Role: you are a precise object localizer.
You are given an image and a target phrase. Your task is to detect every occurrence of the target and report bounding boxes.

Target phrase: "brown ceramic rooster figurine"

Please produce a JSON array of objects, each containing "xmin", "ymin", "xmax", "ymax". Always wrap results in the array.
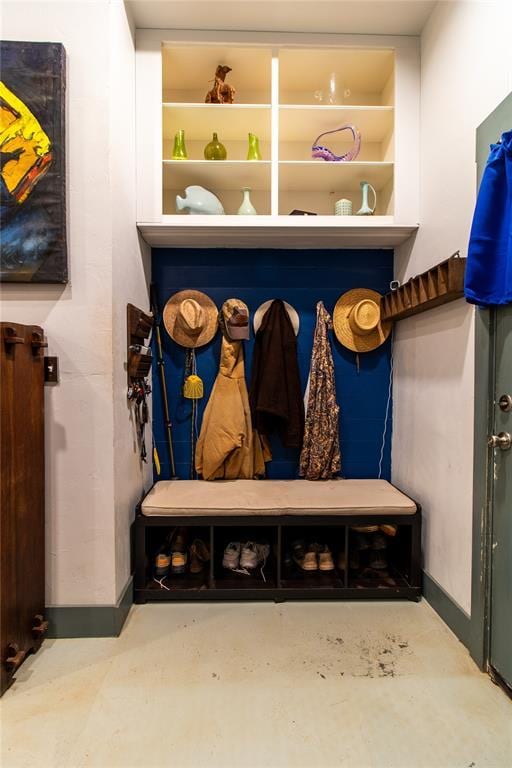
[{"xmin": 205, "ymin": 65, "xmax": 235, "ymax": 104}]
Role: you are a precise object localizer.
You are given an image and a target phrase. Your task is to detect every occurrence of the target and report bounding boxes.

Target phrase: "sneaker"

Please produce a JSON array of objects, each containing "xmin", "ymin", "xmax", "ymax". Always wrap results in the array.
[
  {"xmin": 240, "ymin": 541, "xmax": 270, "ymax": 570},
  {"xmin": 171, "ymin": 550, "xmax": 187, "ymax": 574},
  {"xmin": 189, "ymin": 539, "xmax": 210, "ymax": 574},
  {"xmin": 318, "ymin": 545, "xmax": 335, "ymax": 572},
  {"xmin": 154, "ymin": 552, "xmax": 171, "ymax": 579},
  {"xmin": 292, "ymin": 540, "xmax": 317, "ymax": 571},
  {"xmin": 223, "ymin": 542, "xmax": 241, "ymax": 570}
]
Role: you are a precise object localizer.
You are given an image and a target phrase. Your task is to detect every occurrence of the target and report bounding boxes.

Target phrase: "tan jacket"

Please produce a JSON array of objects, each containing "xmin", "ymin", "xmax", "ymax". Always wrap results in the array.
[{"xmin": 195, "ymin": 337, "xmax": 270, "ymax": 480}]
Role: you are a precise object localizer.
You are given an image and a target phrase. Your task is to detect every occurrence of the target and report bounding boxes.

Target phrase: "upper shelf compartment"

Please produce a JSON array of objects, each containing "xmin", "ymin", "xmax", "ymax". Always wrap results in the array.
[
  {"xmin": 162, "ymin": 45, "xmax": 272, "ymax": 104},
  {"xmin": 279, "ymin": 48, "xmax": 394, "ymax": 107}
]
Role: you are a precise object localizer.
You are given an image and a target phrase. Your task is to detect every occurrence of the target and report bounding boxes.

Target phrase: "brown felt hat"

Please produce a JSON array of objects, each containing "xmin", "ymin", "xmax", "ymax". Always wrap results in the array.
[
  {"xmin": 220, "ymin": 298, "xmax": 250, "ymax": 341},
  {"xmin": 163, "ymin": 290, "xmax": 218, "ymax": 348},
  {"xmin": 333, "ymin": 288, "xmax": 391, "ymax": 353}
]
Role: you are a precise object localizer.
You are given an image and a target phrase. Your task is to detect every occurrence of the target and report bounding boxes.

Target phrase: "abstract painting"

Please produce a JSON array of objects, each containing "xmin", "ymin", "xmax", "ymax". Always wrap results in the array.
[{"xmin": 0, "ymin": 41, "xmax": 67, "ymax": 283}]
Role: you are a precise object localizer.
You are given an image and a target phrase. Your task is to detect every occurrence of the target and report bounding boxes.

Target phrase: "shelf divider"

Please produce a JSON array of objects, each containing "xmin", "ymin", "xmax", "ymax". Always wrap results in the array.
[{"xmin": 271, "ymin": 51, "xmax": 279, "ymax": 216}]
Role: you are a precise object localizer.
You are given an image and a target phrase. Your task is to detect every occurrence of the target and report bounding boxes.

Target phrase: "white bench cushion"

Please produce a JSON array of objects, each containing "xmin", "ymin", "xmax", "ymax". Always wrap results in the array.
[{"xmin": 141, "ymin": 479, "xmax": 417, "ymax": 517}]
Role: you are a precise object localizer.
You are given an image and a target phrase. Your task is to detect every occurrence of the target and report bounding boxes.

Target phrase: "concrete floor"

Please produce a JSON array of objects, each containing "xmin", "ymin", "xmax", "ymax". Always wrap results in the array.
[{"xmin": 1, "ymin": 601, "xmax": 511, "ymax": 768}]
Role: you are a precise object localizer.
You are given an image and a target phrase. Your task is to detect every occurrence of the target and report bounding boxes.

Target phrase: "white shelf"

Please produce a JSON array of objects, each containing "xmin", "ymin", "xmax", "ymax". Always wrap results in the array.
[
  {"xmin": 279, "ymin": 161, "xmax": 393, "ymax": 193},
  {"xmin": 279, "ymin": 105, "xmax": 394, "ymax": 144},
  {"xmin": 138, "ymin": 217, "xmax": 418, "ymax": 249},
  {"xmin": 136, "ymin": 32, "xmax": 420, "ymax": 235},
  {"xmin": 162, "ymin": 45, "xmax": 272, "ymax": 104},
  {"xmin": 163, "ymin": 160, "xmax": 271, "ymax": 191},
  {"xmin": 279, "ymin": 48, "xmax": 394, "ymax": 106},
  {"xmin": 162, "ymin": 103, "xmax": 271, "ymax": 145}
]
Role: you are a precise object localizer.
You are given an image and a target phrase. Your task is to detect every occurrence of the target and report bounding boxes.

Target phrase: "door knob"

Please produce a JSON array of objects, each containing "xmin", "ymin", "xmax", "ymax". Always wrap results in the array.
[{"xmin": 488, "ymin": 432, "xmax": 512, "ymax": 450}]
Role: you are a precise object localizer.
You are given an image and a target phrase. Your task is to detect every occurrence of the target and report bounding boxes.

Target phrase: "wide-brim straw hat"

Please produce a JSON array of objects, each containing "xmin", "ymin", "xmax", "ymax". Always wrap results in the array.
[
  {"xmin": 253, "ymin": 299, "xmax": 300, "ymax": 336},
  {"xmin": 333, "ymin": 288, "xmax": 391, "ymax": 353},
  {"xmin": 163, "ymin": 289, "xmax": 218, "ymax": 348}
]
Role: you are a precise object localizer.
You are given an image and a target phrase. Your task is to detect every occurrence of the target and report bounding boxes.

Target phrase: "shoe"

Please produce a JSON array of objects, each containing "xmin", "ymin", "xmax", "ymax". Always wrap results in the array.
[
  {"xmin": 172, "ymin": 527, "xmax": 188, "ymax": 553},
  {"xmin": 351, "ymin": 524, "xmax": 379, "ymax": 533},
  {"xmin": 171, "ymin": 550, "xmax": 187, "ymax": 574},
  {"xmin": 292, "ymin": 540, "xmax": 318, "ymax": 571},
  {"xmin": 223, "ymin": 542, "xmax": 241, "ymax": 570},
  {"xmin": 318, "ymin": 545, "xmax": 335, "ymax": 571},
  {"xmin": 353, "ymin": 532, "xmax": 371, "ymax": 550},
  {"xmin": 369, "ymin": 551, "xmax": 388, "ymax": 570},
  {"xmin": 154, "ymin": 551, "xmax": 171, "ymax": 579},
  {"xmin": 380, "ymin": 523, "xmax": 398, "ymax": 537},
  {"xmin": 240, "ymin": 541, "xmax": 270, "ymax": 570},
  {"xmin": 189, "ymin": 539, "xmax": 210, "ymax": 574},
  {"xmin": 371, "ymin": 533, "xmax": 388, "ymax": 550}
]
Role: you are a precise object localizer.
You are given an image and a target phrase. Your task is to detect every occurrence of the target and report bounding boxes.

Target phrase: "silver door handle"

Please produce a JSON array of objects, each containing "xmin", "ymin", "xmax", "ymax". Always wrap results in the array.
[{"xmin": 488, "ymin": 432, "xmax": 512, "ymax": 450}]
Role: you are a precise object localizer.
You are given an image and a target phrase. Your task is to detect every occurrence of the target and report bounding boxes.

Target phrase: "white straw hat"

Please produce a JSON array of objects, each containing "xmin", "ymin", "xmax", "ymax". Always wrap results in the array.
[{"xmin": 333, "ymin": 288, "xmax": 391, "ymax": 352}]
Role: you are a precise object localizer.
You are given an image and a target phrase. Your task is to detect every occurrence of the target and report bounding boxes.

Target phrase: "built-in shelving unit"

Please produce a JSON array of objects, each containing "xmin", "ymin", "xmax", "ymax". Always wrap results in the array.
[{"xmin": 136, "ymin": 31, "xmax": 420, "ymax": 246}]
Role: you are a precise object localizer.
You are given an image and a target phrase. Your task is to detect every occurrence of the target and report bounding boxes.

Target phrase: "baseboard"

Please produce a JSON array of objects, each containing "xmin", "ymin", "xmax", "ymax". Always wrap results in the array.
[
  {"xmin": 423, "ymin": 570, "xmax": 471, "ymax": 648},
  {"xmin": 46, "ymin": 576, "xmax": 133, "ymax": 638}
]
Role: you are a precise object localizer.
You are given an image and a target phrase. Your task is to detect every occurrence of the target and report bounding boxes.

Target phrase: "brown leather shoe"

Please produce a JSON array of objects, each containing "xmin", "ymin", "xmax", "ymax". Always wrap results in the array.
[
  {"xmin": 189, "ymin": 539, "xmax": 210, "ymax": 574},
  {"xmin": 318, "ymin": 545, "xmax": 335, "ymax": 571},
  {"xmin": 172, "ymin": 527, "xmax": 188, "ymax": 553}
]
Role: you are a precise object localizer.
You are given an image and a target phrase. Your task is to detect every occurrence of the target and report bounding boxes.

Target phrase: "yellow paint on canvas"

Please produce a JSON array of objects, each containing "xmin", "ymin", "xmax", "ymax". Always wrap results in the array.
[{"xmin": 0, "ymin": 81, "xmax": 52, "ymax": 202}]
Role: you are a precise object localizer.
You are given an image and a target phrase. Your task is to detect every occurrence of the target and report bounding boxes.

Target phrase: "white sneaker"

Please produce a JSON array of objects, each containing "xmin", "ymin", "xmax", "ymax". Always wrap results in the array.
[{"xmin": 222, "ymin": 542, "xmax": 241, "ymax": 570}]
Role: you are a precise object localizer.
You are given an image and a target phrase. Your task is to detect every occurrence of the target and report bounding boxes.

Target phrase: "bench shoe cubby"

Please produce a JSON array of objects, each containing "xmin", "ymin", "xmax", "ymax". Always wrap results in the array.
[{"xmin": 133, "ymin": 509, "xmax": 421, "ymax": 603}]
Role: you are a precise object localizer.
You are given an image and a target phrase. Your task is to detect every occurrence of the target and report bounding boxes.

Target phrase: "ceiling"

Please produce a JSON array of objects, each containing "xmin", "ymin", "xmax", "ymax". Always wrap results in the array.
[{"xmin": 126, "ymin": 0, "xmax": 437, "ymax": 36}]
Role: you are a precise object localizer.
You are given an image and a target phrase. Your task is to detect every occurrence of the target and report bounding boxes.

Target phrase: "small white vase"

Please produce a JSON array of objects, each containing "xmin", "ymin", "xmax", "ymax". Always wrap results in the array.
[{"xmin": 237, "ymin": 187, "xmax": 257, "ymax": 215}]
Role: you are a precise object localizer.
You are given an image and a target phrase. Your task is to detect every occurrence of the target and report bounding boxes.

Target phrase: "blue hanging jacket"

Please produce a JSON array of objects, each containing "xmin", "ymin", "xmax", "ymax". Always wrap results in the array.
[{"xmin": 465, "ymin": 129, "xmax": 512, "ymax": 306}]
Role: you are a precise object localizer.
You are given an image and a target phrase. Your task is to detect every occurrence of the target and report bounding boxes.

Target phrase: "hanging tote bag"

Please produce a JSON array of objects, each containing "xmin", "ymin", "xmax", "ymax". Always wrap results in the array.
[{"xmin": 465, "ymin": 129, "xmax": 512, "ymax": 306}]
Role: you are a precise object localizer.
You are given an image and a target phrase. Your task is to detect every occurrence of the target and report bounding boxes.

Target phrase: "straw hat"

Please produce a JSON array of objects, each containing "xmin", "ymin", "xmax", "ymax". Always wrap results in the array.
[
  {"xmin": 163, "ymin": 289, "xmax": 218, "ymax": 348},
  {"xmin": 333, "ymin": 288, "xmax": 391, "ymax": 352},
  {"xmin": 253, "ymin": 300, "xmax": 300, "ymax": 336}
]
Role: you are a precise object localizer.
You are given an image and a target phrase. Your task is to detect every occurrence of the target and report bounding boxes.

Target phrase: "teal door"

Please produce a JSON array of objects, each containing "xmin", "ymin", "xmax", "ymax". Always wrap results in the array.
[
  {"xmin": 489, "ymin": 305, "xmax": 512, "ymax": 688},
  {"xmin": 477, "ymin": 94, "xmax": 512, "ymax": 689}
]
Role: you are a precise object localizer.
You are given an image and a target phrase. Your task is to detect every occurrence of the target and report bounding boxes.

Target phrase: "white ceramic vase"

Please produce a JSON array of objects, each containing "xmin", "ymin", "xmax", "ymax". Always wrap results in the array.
[{"xmin": 237, "ymin": 187, "xmax": 257, "ymax": 215}]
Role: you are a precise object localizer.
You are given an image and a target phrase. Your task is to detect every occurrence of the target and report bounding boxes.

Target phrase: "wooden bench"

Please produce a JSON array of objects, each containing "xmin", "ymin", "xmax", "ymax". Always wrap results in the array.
[{"xmin": 133, "ymin": 479, "xmax": 421, "ymax": 602}]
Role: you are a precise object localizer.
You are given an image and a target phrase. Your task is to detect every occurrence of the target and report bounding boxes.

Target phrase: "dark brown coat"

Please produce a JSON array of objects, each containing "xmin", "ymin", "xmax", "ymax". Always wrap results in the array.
[{"xmin": 249, "ymin": 300, "xmax": 304, "ymax": 450}]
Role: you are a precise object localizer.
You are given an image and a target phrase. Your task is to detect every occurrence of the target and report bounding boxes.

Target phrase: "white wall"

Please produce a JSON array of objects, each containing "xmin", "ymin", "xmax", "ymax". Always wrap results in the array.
[
  {"xmin": 0, "ymin": 0, "xmax": 149, "ymax": 606},
  {"xmin": 392, "ymin": 0, "xmax": 512, "ymax": 614},
  {"xmin": 109, "ymin": 1, "xmax": 152, "ymax": 598}
]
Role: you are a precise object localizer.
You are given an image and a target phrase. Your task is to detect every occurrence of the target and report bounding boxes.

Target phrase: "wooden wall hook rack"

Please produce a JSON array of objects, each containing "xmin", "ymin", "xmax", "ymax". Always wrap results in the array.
[
  {"xmin": 127, "ymin": 304, "xmax": 154, "ymax": 383},
  {"xmin": 380, "ymin": 252, "xmax": 466, "ymax": 322}
]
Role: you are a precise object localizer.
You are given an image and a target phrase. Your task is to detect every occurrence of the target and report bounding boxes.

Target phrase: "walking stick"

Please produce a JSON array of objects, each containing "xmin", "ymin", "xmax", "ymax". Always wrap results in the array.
[{"xmin": 150, "ymin": 284, "xmax": 178, "ymax": 479}]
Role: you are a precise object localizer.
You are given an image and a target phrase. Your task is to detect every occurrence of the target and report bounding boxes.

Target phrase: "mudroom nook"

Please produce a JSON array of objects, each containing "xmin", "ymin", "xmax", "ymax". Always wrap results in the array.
[{"xmin": 1, "ymin": 2, "xmax": 511, "ymax": 767}]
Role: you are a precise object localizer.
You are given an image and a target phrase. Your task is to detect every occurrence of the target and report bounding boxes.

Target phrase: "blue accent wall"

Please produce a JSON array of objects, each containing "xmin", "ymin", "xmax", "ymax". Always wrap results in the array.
[{"xmin": 151, "ymin": 248, "xmax": 393, "ymax": 481}]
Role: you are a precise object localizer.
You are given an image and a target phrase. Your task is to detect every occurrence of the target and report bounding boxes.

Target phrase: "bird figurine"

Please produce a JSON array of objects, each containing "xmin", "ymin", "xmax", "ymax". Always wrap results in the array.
[{"xmin": 205, "ymin": 65, "xmax": 235, "ymax": 104}]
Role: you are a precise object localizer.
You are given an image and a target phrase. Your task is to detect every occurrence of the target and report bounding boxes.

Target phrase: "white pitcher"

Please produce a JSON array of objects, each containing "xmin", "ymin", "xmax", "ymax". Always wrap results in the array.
[{"xmin": 356, "ymin": 181, "xmax": 377, "ymax": 215}]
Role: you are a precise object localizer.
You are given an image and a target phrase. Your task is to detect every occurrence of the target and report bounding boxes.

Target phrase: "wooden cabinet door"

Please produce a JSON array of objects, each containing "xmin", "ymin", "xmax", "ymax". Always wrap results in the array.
[
  {"xmin": 0, "ymin": 324, "xmax": 46, "ymax": 696},
  {"xmin": 1, "ymin": 324, "xmax": 25, "ymax": 695},
  {"xmin": 16, "ymin": 327, "xmax": 46, "ymax": 655}
]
